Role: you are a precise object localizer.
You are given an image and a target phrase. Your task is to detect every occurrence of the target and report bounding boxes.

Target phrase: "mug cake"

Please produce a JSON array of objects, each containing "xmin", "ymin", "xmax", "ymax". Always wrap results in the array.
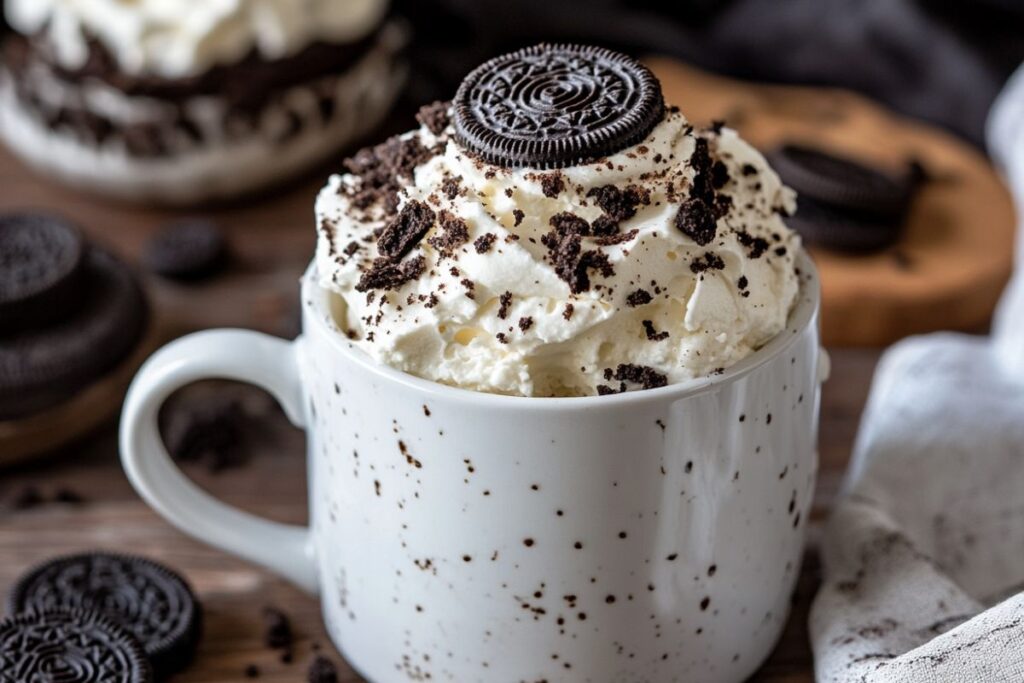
[
  {"xmin": 315, "ymin": 44, "xmax": 801, "ymax": 397},
  {"xmin": 0, "ymin": 0, "xmax": 407, "ymax": 204}
]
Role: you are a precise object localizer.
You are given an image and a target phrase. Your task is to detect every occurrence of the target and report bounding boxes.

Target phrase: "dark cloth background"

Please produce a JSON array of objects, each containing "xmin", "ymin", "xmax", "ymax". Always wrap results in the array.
[{"xmin": 396, "ymin": 0, "xmax": 1024, "ymax": 148}]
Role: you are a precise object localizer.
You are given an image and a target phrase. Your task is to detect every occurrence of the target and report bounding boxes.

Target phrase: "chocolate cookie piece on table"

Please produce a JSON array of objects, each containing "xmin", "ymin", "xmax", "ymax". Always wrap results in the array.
[
  {"xmin": 0, "ymin": 608, "xmax": 153, "ymax": 682},
  {"xmin": 8, "ymin": 552, "xmax": 201, "ymax": 680},
  {"xmin": 0, "ymin": 213, "xmax": 86, "ymax": 334},
  {"xmin": 142, "ymin": 219, "xmax": 228, "ymax": 281}
]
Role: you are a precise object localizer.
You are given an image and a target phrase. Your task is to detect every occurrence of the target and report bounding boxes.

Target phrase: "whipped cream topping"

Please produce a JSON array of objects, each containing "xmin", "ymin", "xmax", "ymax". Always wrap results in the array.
[
  {"xmin": 5, "ymin": 0, "xmax": 388, "ymax": 77},
  {"xmin": 315, "ymin": 106, "xmax": 801, "ymax": 397}
]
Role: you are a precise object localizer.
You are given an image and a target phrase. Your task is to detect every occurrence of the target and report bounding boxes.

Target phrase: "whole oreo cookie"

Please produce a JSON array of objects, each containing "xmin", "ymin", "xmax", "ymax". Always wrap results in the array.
[
  {"xmin": 787, "ymin": 195, "xmax": 902, "ymax": 252},
  {"xmin": 454, "ymin": 44, "xmax": 665, "ymax": 169},
  {"xmin": 0, "ymin": 213, "xmax": 87, "ymax": 335},
  {"xmin": 8, "ymin": 553, "xmax": 201, "ymax": 680},
  {"xmin": 0, "ymin": 608, "xmax": 153, "ymax": 683},
  {"xmin": 0, "ymin": 247, "xmax": 147, "ymax": 420},
  {"xmin": 769, "ymin": 144, "xmax": 913, "ymax": 217}
]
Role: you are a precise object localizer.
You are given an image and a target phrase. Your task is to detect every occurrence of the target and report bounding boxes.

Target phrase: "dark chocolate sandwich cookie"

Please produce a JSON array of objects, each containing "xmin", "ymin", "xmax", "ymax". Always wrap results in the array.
[
  {"xmin": 769, "ymin": 144, "xmax": 920, "ymax": 252},
  {"xmin": 143, "ymin": 219, "xmax": 228, "ymax": 281},
  {"xmin": 0, "ymin": 247, "xmax": 147, "ymax": 420},
  {"xmin": 8, "ymin": 553, "xmax": 201, "ymax": 680},
  {"xmin": 769, "ymin": 144, "xmax": 913, "ymax": 216},
  {"xmin": 0, "ymin": 608, "xmax": 153, "ymax": 682},
  {"xmin": 785, "ymin": 196, "xmax": 903, "ymax": 252},
  {"xmin": 454, "ymin": 44, "xmax": 664, "ymax": 169},
  {"xmin": 0, "ymin": 213, "xmax": 86, "ymax": 335}
]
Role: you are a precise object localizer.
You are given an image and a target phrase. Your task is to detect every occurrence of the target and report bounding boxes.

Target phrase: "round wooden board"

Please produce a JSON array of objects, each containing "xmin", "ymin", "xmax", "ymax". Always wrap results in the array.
[{"xmin": 646, "ymin": 57, "xmax": 1016, "ymax": 347}]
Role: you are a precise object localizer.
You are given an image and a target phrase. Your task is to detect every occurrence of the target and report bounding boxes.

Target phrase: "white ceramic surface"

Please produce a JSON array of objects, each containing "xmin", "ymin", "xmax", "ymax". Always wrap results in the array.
[{"xmin": 120, "ymin": 253, "xmax": 825, "ymax": 683}]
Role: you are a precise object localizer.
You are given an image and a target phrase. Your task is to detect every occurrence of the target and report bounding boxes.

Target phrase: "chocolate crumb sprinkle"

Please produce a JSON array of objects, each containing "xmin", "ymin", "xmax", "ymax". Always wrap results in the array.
[
  {"xmin": 586, "ymin": 184, "xmax": 651, "ymax": 234},
  {"xmin": 598, "ymin": 363, "xmax": 669, "ymax": 394},
  {"xmin": 427, "ymin": 210, "xmax": 470, "ymax": 257},
  {"xmin": 675, "ymin": 138, "xmax": 732, "ymax": 246},
  {"xmin": 416, "ymin": 100, "xmax": 451, "ymax": 136},
  {"xmin": 512, "ymin": 209, "xmax": 525, "ymax": 227},
  {"xmin": 378, "ymin": 200, "xmax": 436, "ymax": 260},
  {"xmin": 617, "ymin": 363, "xmax": 668, "ymax": 390},
  {"xmin": 594, "ymin": 229, "xmax": 638, "ymax": 246},
  {"xmin": 736, "ymin": 229, "xmax": 770, "ymax": 259},
  {"xmin": 643, "ymin": 320, "xmax": 669, "ymax": 341},
  {"xmin": 474, "ymin": 232, "xmax": 497, "ymax": 253},
  {"xmin": 356, "ymin": 256, "xmax": 426, "ymax": 292},
  {"xmin": 690, "ymin": 252, "xmax": 726, "ymax": 274},
  {"xmin": 343, "ymin": 135, "xmax": 432, "ymax": 216},
  {"xmin": 542, "ymin": 213, "xmax": 615, "ymax": 293},
  {"xmin": 518, "ymin": 316, "xmax": 534, "ymax": 332},
  {"xmin": 540, "ymin": 173, "xmax": 565, "ymax": 198},
  {"xmin": 498, "ymin": 291, "xmax": 513, "ymax": 319},
  {"xmin": 441, "ymin": 176, "xmax": 463, "ymax": 200},
  {"xmin": 626, "ymin": 289, "xmax": 653, "ymax": 307}
]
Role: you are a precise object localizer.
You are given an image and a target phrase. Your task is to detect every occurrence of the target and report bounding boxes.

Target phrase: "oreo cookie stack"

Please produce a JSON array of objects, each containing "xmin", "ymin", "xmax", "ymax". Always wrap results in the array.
[
  {"xmin": 0, "ymin": 214, "xmax": 148, "ymax": 435},
  {"xmin": 0, "ymin": 552, "xmax": 203, "ymax": 682},
  {"xmin": 769, "ymin": 144, "xmax": 921, "ymax": 253}
]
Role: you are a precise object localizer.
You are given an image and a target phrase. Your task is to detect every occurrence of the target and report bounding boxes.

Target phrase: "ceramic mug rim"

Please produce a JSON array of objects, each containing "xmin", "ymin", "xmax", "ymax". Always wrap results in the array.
[{"xmin": 302, "ymin": 250, "xmax": 820, "ymax": 410}]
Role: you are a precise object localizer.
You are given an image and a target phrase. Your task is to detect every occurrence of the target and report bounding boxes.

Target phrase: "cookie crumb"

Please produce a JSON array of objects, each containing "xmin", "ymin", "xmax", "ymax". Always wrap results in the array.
[
  {"xmin": 626, "ymin": 289, "xmax": 653, "ymax": 307},
  {"xmin": 307, "ymin": 656, "xmax": 338, "ymax": 683},
  {"xmin": 416, "ymin": 100, "xmax": 451, "ymax": 136},
  {"xmin": 540, "ymin": 173, "xmax": 565, "ymax": 198}
]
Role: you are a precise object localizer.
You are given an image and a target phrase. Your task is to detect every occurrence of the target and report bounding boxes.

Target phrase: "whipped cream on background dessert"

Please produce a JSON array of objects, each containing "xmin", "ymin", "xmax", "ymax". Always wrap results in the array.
[
  {"xmin": 316, "ymin": 113, "xmax": 800, "ymax": 397},
  {"xmin": 5, "ymin": 0, "xmax": 388, "ymax": 77},
  {"xmin": 0, "ymin": 0, "xmax": 404, "ymax": 204}
]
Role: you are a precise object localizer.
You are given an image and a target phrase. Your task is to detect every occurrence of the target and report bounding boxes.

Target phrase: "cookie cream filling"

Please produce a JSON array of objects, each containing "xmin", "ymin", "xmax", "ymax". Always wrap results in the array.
[
  {"xmin": 315, "ymin": 107, "xmax": 801, "ymax": 397},
  {"xmin": 5, "ymin": 0, "xmax": 389, "ymax": 78}
]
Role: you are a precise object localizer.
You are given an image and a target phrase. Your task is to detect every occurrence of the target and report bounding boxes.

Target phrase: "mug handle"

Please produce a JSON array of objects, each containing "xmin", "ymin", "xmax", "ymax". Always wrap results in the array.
[{"xmin": 119, "ymin": 329, "xmax": 319, "ymax": 594}]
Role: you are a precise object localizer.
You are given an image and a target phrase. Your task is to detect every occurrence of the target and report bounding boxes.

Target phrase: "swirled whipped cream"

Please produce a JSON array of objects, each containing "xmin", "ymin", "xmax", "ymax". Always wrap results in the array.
[
  {"xmin": 315, "ymin": 104, "xmax": 801, "ymax": 397},
  {"xmin": 5, "ymin": 0, "xmax": 388, "ymax": 77}
]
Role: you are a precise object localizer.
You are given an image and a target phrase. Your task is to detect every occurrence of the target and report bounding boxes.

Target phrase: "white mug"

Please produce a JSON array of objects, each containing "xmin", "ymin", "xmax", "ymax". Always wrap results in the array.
[{"xmin": 120, "ymin": 252, "xmax": 826, "ymax": 683}]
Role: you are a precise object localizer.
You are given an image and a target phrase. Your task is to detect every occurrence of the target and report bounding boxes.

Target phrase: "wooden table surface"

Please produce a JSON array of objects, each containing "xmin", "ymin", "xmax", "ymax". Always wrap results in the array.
[{"xmin": 0, "ymin": 108, "xmax": 885, "ymax": 681}]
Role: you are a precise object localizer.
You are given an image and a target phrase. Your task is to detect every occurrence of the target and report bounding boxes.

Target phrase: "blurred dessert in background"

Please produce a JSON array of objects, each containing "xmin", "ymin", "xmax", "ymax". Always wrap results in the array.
[{"xmin": 0, "ymin": 0, "xmax": 407, "ymax": 205}]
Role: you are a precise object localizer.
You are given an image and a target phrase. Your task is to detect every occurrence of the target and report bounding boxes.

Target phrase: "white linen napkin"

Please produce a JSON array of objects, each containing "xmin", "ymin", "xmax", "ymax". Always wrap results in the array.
[{"xmin": 809, "ymin": 64, "xmax": 1024, "ymax": 683}]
